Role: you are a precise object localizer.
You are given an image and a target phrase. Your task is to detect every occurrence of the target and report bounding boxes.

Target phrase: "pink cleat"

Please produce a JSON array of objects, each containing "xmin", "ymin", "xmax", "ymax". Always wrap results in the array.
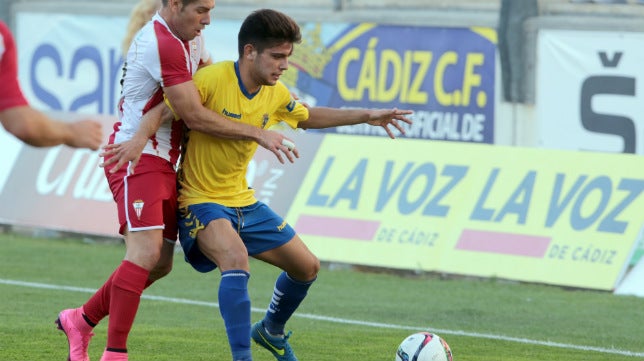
[
  {"xmin": 55, "ymin": 308, "xmax": 95, "ymax": 361},
  {"xmin": 100, "ymin": 350, "xmax": 128, "ymax": 361}
]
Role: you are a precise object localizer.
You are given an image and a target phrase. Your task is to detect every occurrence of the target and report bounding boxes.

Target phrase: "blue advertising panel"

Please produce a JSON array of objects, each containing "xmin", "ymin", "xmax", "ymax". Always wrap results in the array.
[{"xmin": 284, "ymin": 24, "xmax": 497, "ymax": 143}]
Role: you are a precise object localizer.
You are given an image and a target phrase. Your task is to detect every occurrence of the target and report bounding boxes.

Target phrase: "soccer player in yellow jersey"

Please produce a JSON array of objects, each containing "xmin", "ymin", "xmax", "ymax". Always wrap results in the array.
[{"xmin": 175, "ymin": 9, "xmax": 412, "ymax": 361}]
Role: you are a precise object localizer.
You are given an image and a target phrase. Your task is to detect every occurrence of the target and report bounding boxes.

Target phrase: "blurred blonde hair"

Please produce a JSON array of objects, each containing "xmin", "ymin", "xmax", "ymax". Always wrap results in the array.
[{"xmin": 122, "ymin": 0, "xmax": 163, "ymax": 57}]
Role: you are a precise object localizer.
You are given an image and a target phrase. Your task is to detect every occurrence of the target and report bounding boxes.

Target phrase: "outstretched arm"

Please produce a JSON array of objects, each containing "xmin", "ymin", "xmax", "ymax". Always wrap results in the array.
[
  {"xmin": 302, "ymin": 107, "xmax": 413, "ymax": 139},
  {"xmin": 0, "ymin": 22, "xmax": 102, "ymax": 150},
  {"xmin": 0, "ymin": 106, "xmax": 103, "ymax": 150}
]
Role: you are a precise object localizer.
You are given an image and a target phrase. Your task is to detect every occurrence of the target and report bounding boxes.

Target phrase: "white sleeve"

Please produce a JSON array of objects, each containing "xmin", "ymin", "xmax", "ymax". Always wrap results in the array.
[{"xmin": 200, "ymin": 36, "xmax": 211, "ymax": 64}]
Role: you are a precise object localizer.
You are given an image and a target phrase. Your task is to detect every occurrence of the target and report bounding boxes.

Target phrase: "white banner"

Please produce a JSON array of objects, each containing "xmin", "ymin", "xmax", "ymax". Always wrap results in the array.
[
  {"xmin": 15, "ymin": 12, "xmax": 242, "ymax": 116},
  {"xmin": 0, "ymin": 129, "xmax": 24, "ymax": 195},
  {"xmin": 536, "ymin": 29, "xmax": 644, "ymax": 155}
]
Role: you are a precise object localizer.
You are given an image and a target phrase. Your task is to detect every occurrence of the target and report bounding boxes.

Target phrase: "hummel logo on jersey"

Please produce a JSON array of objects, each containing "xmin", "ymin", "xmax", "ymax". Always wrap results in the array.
[
  {"xmin": 222, "ymin": 108, "xmax": 241, "ymax": 119},
  {"xmin": 133, "ymin": 200, "xmax": 144, "ymax": 219}
]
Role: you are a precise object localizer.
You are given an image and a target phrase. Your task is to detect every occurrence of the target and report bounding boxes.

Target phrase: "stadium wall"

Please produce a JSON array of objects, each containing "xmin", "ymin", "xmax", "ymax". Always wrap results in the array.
[{"xmin": 2, "ymin": 0, "xmax": 644, "ymax": 291}]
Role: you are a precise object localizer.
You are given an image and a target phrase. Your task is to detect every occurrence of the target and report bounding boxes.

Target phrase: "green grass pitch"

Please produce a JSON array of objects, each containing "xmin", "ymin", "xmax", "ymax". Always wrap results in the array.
[{"xmin": 0, "ymin": 232, "xmax": 642, "ymax": 361}]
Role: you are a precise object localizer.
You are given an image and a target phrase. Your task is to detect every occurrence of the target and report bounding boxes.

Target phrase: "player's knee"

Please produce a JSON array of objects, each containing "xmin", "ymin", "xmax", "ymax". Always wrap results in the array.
[
  {"xmin": 126, "ymin": 250, "xmax": 163, "ymax": 271},
  {"xmin": 149, "ymin": 261, "xmax": 173, "ymax": 281},
  {"xmin": 215, "ymin": 247, "xmax": 249, "ymax": 271},
  {"xmin": 294, "ymin": 255, "xmax": 320, "ymax": 282},
  {"xmin": 146, "ymin": 247, "xmax": 164, "ymax": 265},
  {"xmin": 309, "ymin": 256, "xmax": 321, "ymax": 280}
]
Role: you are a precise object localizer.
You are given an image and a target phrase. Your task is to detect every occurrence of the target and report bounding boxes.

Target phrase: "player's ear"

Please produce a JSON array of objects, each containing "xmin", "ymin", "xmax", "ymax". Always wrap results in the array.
[{"xmin": 244, "ymin": 44, "xmax": 256, "ymax": 60}]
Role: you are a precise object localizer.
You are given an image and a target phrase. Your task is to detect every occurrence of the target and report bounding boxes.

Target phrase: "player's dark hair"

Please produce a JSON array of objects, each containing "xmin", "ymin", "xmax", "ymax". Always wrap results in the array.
[{"xmin": 238, "ymin": 9, "xmax": 302, "ymax": 57}]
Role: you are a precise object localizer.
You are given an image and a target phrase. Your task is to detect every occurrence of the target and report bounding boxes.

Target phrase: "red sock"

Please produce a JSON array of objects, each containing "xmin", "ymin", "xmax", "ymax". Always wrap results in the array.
[
  {"xmin": 106, "ymin": 260, "xmax": 150, "ymax": 351},
  {"xmin": 82, "ymin": 270, "xmax": 117, "ymax": 325},
  {"xmin": 82, "ymin": 267, "xmax": 156, "ymax": 326}
]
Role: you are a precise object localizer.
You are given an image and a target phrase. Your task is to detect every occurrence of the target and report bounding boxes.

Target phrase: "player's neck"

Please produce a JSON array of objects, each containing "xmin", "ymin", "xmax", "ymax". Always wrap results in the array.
[
  {"xmin": 237, "ymin": 62, "xmax": 261, "ymax": 94},
  {"xmin": 159, "ymin": 9, "xmax": 180, "ymax": 40}
]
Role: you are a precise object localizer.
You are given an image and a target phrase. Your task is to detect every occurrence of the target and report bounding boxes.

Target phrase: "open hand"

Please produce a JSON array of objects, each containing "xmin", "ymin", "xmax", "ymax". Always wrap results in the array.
[
  {"xmin": 367, "ymin": 108, "xmax": 413, "ymax": 139},
  {"xmin": 99, "ymin": 137, "xmax": 147, "ymax": 174}
]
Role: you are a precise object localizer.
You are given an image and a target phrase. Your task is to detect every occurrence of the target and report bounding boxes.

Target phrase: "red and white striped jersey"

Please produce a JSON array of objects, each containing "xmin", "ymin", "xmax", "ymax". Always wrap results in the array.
[{"xmin": 110, "ymin": 13, "xmax": 210, "ymax": 165}]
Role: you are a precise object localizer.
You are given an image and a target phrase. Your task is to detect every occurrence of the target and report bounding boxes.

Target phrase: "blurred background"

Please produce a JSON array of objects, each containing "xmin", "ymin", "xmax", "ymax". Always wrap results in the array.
[{"xmin": 2, "ymin": 0, "xmax": 644, "ymax": 296}]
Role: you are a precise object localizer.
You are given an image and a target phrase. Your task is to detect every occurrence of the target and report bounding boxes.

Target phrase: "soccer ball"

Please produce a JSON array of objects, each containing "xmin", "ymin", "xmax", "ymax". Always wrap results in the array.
[{"xmin": 395, "ymin": 332, "xmax": 453, "ymax": 361}]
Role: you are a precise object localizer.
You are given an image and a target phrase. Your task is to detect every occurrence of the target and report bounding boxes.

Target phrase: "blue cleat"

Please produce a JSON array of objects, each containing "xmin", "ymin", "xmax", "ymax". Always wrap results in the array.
[{"xmin": 251, "ymin": 321, "xmax": 298, "ymax": 361}]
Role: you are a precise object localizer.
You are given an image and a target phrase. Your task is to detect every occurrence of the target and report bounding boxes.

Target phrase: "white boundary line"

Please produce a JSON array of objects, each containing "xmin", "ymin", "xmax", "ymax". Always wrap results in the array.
[{"xmin": 2, "ymin": 278, "xmax": 643, "ymax": 358}]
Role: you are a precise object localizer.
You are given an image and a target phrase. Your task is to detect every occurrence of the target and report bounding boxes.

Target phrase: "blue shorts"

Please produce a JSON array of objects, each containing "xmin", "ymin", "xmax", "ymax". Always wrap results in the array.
[{"xmin": 178, "ymin": 201, "xmax": 296, "ymax": 273}]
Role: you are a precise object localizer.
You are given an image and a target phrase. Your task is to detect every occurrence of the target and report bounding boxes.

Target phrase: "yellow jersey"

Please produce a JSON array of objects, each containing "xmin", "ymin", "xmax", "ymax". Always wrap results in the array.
[{"xmin": 177, "ymin": 61, "xmax": 309, "ymax": 208}]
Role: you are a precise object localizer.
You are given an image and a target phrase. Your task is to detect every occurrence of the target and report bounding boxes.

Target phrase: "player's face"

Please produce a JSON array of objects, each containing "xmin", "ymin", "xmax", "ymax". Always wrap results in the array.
[
  {"xmin": 168, "ymin": 0, "xmax": 214, "ymax": 41},
  {"xmin": 253, "ymin": 42, "xmax": 293, "ymax": 86}
]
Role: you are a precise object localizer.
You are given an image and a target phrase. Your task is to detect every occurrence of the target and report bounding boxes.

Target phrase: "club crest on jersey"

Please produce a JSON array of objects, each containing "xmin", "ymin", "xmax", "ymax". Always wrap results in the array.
[
  {"xmin": 132, "ymin": 200, "xmax": 144, "ymax": 219},
  {"xmin": 286, "ymin": 100, "xmax": 296, "ymax": 112},
  {"xmin": 190, "ymin": 40, "xmax": 199, "ymax": 65},
  {"xmin": 261, "ymin": 114, "xmax": 269, "ymax": 128}
]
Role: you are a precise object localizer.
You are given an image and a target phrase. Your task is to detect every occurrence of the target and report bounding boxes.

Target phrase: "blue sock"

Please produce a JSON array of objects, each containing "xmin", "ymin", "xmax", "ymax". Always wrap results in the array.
[
  {"xmin": 219, "ymin": 270, "xmax": 252, "ymax": 361},
  {"xmin": 263, "ymin": 272, "xmax": 315, "ymax": 335}
]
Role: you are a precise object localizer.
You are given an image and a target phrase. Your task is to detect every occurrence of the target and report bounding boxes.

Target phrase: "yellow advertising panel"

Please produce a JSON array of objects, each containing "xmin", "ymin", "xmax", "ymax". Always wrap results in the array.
[{"xmin": 286, "ymin": 135, "xmax": 644, "ymax": 290}]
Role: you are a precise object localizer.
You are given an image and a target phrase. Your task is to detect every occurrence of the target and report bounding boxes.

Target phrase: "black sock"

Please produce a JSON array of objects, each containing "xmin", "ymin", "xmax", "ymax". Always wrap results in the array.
[
  {"xmin": 82, "ymin": 314, "xmax": 97, "ymax": 328},
  {"xmin": 105, "ymin": 348, "xmax": 128, "ymax": 353}
]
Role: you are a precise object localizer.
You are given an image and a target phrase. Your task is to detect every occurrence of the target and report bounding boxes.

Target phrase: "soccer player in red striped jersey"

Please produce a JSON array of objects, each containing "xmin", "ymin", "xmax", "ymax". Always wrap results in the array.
[{"xmin": 56, "ymin": 1, "xmax": 294, "ymax": 360}]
